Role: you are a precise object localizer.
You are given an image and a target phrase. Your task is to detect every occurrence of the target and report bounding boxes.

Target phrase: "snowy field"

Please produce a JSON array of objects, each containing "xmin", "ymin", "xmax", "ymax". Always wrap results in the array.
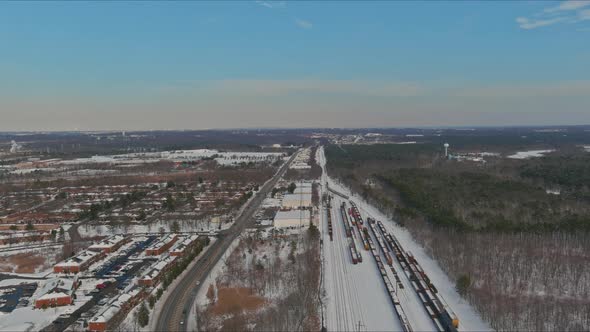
[
  {"xmin": 56, "ymin": 149, "xmax": 283, "ymax": 167},
  {"xmin": 77, "ymin": 219, "xmax": 230, "ymax": 238},
  {"xmin": 507, "ymin": 149, "xmax": 554, "ymax": 159},
  {"xmin": 317, "ymin": 146, "xmax": 491, "ymax": 332}
]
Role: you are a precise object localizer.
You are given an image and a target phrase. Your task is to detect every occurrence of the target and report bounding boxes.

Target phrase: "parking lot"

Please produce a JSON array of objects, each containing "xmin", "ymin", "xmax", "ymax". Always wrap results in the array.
[{"xmin": 0, "ymin": 282, "xmax": 37, "ymax": 313}]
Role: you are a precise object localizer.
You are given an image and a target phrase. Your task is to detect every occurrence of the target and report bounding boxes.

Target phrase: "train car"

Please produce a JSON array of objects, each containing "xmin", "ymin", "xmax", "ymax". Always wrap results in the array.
[
  {"xmin": 362, "ymin": 234, "xmax": 370, "ymax": 250},
  {"xmin": 430, "ymin": 283, "xmax": 438, "ymax": 294},
  {"xmin": 384, "ymin": 252, "xmax": 393, "ymax": 266},
  {"xmin": 425, "ymin": 290, "xmax": 437, "ymax": 304},
  {"xmin": 426, "ymin": 305, "xmax": 437, "ymax": 318},
  {"xmin": 418, "ymin": 292, "xmax": 428, "ymax": 305},
  {"xmin": 436, "ymin": 296, "xmax": 460, "ymax": 329},
  {"xmin": 357, "ymin": 215, "xmax": 363, "ymax": 225},
  {"xmin": 350, "ymin": 246, "xmax": 358, "ymax": 264},
  {"xmin": 411, "ymin": 280, "xmax": 420, "ymax": 292},
  {"xmin": 433, "ymin": 318, "xmax": 445, "ymax": 332}
]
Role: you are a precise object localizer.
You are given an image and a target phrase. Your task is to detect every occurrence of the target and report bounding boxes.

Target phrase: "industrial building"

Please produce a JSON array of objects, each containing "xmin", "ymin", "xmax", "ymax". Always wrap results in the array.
[
  {"xmin": 274, "ymin": 210, "xmax": 311, "ymax": 229},
  {"xmin": 281, "ymin": 193, "xmax": 312, "ymax": 209},
  {"xmin": 293, "ymin": 182, "xmax": 313, "ymax": 194}
]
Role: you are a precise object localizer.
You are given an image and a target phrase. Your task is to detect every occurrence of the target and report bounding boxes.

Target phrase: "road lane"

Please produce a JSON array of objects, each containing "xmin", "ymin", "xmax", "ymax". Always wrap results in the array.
[{"xmin": 155, "ymin": 152, "xmax": 296, "ymax": 332}]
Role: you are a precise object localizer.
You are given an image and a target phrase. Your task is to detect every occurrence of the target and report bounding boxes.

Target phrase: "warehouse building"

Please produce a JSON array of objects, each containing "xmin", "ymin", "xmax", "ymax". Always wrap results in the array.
[
  {"xmin": 281, "ymin": 193, "xmax": 312, "ymax": 209},
  {"xmin": 274, "ymin": 210, "xmax": 311, "ymax": 229}
]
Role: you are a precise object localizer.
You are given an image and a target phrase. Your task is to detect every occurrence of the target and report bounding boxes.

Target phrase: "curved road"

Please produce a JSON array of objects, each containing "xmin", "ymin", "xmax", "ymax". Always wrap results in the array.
[{"xmin": 155, "ymin": 153, "xmax": 296, "ymax": 332}]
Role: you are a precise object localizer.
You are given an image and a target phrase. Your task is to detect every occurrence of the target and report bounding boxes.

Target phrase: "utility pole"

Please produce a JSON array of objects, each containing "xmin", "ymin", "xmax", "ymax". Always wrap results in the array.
[{"xmin": 356, "ymin": 320, "xmax": 365, "ymax": 332}]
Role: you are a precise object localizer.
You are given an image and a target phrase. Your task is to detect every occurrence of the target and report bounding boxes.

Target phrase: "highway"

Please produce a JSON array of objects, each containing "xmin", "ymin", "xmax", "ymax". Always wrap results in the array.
[{"xmin": 155, "ymin": 152, "xmax": 296, "ymax": 332}]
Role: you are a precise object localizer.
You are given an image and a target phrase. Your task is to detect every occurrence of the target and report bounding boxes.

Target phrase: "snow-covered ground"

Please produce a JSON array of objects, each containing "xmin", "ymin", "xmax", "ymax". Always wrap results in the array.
[
  {"xmin": 507, "ymin": 149, "xmax": 554, "ymax": 159},
  {"xmin": 0, "ymin": 278, "xmax": 99, "ymax": 332},
  {"xmin": 317, "ymin": 146, "xmax": 491, "ymax": 332},
  {"xmin": 77, "ymin": 219, "xmax": 229, "ymax": 238},
  {"xmin": 0, "ymin": 305, "xmax": 71, "ymax": 331},
  {"xmin": 56, "ymin": 149, "xmax": 283, "ymax": 167},
  {"xmin": 322, "ymin": 198, "xmax": 403, "ymax": 331}
]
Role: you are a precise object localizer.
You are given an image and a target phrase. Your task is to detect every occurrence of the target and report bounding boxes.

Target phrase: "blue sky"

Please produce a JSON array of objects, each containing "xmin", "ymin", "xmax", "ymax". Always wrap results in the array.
[{"xmin": 1, "ymin": 1, "xmax": 589, "ymax": 130}]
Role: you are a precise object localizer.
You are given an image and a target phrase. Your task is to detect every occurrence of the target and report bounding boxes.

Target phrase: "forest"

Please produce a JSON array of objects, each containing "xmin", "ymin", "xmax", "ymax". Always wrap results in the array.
[{"xmin": 325, "ymin": 140, "xmax": 590, "ymax": 331}]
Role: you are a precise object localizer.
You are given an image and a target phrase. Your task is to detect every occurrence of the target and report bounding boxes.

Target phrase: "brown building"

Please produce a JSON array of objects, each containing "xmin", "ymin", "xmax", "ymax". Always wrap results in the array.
[
  {"xmin": 34, "ymin": 277, "xmax": 76, "ymax": 309},
  {"xmin": 145, "ymin": 234, "xmax": 178, "ymax": 256},
  {"xmin": 88, "ymin": 235, "xmax": 129, "ymax": 254},
  {"xmin": 53, "ymin": 250, "xmax": 104, "ymax": 274}
]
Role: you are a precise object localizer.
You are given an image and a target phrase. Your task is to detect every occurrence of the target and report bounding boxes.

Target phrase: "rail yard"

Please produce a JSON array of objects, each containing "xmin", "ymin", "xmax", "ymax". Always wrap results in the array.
[{"xmin": 317, "ymin": 146, "xmax": 485, "ymax": 332}]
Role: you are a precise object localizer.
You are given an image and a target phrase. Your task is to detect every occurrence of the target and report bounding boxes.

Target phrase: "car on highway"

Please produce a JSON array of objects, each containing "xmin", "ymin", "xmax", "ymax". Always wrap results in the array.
[{"xmin": 76, "ymin": 318, "xmax": 88, "ymax": 328}]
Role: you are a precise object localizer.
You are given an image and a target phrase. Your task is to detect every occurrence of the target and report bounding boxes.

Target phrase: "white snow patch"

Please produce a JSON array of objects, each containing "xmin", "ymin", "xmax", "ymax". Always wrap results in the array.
[{"xmin": 507, "ymin": 149, "xmax": 554, "ymax": 159}]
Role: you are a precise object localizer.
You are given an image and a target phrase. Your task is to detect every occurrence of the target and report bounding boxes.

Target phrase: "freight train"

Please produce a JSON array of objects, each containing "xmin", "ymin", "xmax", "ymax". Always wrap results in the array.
[{"xmin": 376, "ymin": 220, "xmax": 459, "ymax": 332}]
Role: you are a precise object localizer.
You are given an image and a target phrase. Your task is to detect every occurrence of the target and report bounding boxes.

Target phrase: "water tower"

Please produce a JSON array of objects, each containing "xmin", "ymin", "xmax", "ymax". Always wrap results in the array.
[{"xmin": 443, "ymin": 143, "xmax": 449, "ymax": 157}]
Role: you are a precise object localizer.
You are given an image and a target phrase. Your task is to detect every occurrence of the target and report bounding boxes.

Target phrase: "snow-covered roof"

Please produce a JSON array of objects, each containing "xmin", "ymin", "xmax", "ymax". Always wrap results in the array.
[
  {"xmin": 37, "ymin": 292, "xmax": 70, "ymax": 301},
  {"xmin": 170, "ymin": 235, "xmax": 199, "ymax": 254},
  {"xmin": 34, "ymin": 277, "xmax": 76, "ymax": 300},
  {"xmin": 55, "ymin": 250, "xmax": 101, "ymax": 268},
  {"xmin": 282, "ymin": 193, "xmax": 312, "ymax": 207},
  {"xmin": 90, "ymin": 287, "xmax": 141, "ymax": 324},
  {"xmin": 140, "ymin": 255, "xmax": 176, "ymax": 280},
  {"xmin": 145, "ymin": 234, "xmax": 177, "ymax": 252},
  {"xmin": 88, "ymin": 234, "xmax": 126, "ymax": 251},
  {"xmin": 274, "ymin": 209, "xmax": 311, "ymax": 221}
]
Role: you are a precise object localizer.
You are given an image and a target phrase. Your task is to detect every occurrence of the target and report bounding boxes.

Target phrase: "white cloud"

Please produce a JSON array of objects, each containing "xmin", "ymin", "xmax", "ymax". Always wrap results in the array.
[
  {"xmin": 294, "ymin": 18, "xmax": 313, "ymax": 29},
  {"xmin": 255, "ymin": 1, "xmax": 286, "ymax": 9},
  {"xmin": 517, "ymin": 1, "xmax": 590, "ymax": 29},
  {"xmin": 516, "ymin": 16, "xmax": 566, "ymax": 29},
  {"xmin": 544, "ymin": 0, "xmax": 590, "ymax": 13}
]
